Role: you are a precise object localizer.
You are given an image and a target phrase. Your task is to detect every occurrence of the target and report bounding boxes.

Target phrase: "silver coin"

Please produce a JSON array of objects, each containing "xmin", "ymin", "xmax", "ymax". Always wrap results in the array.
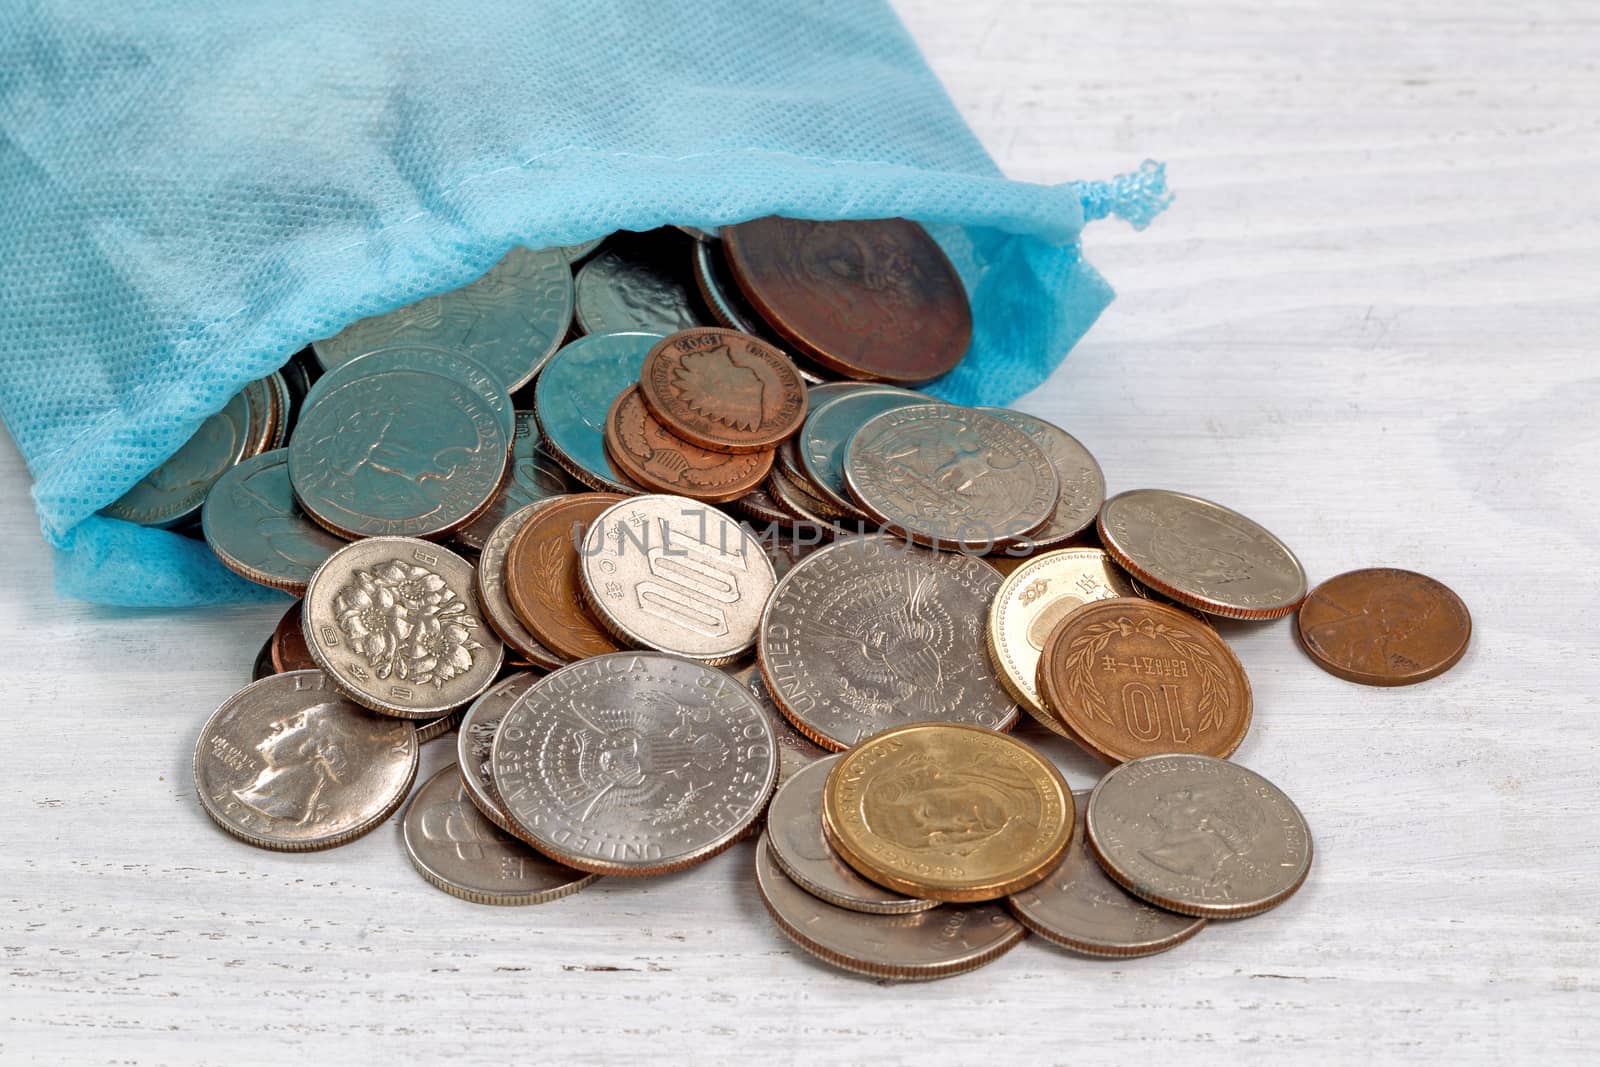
[
  {"xmin": 725, "ymin": 658, "xmax": 826, "ymax": 790},
  {"xmin": 473, "ymin": 500, "xmax": 569, "ymax": 671},
  {"xmin": 1097, "ymin": 489, "xmax": 1309, "ymax": 619},
  {"xmin": 574, "ymin": 241, "xmax": 705, "ymax": 336},
  {"xmin": 413, "ymin": 708, "xmax": 463, "ymax": 745},
  {"xmin": 758, "ymin": 534, "xmax": 1020, "ymax": 750},
  {"xmin": 403, "ymin": 764, "xmax": 597, "ymax": 906},
  {"xmin": 1086, "ymin": 754, "xmax": 1314, "ymax": 919},
  {"xmin": 691, "ymin": 239, "xmax": 764, "ymax": 335},
  {"xmin": 1008, "ymin": 790, "xmax": 1206, "ymax": 957},
  {"xmin": 312, "ymin": 247, "xmax": 574, "ymax": 393},
  {"xmin": 289, "ymin": 364, "xmax": 509, "ymax": 539},
  {"xmin": 201, "ymin": 449, "xmax": 347, "ymax": 594},
  {"xmin": 452, "ymin": 412, "xmax": 579, "ymax": 551},
  {"xmin": 303, "ymin": 537, "xmax": 505, "ymax": 718},
  {"xmin": 753, "ymin": 835, "xmax": 1025, "ymax": 981},
  {"xmin": 456, "ymin": 671, "xmax": 544, "ymax": 834},
  {"xmin": 490, "ymin": 652, "xmax": 778, "ymax": 876},
  {"xmin": 532, "ymin": 331, "xmax": 662, "ymax": 493},
  {"xmin": 978, "ymin": 408, "xmax": 1105, "ymax": 549},
  {"xmin": 300, "ymin": 344, "xmax": 515, "ymax": 442},
  {"xmin": 264, "ymin": 371, "xmax": 293, "ymax": 448},
  {"xmin": 102, "ymin": 386, "xmax": 256, "ymax": 528},
  {"xmin": 797, "ymin": 387, "xmax": 929, "ymax": 517},
  {"xmin": 577, "ymin": 495, "xmax": 776, "ymax": 665},
  {"xmin": 843, "ymin": 404, "xmax": 1058, "ymax": 552},
  {"xmin": 767, "ymin": 755, "xmax": 937, "ymax": 915},
  {"xmin": 557, "ymin": 237, "xmax": 606, "ymax": 264},
  {"xmin": 194, "ymin": 670, "xmax": 419, "ymax": 851}
]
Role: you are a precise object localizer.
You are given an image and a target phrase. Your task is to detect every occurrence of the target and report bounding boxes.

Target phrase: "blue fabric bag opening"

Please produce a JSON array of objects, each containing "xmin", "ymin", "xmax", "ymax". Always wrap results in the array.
[{"xmin": 0, "ymin": 0, "xmax": 1168, "ymax": 607}]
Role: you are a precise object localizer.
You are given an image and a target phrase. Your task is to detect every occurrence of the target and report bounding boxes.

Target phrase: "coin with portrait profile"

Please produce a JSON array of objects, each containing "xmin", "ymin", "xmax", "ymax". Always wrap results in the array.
[
  {"xmin": 452, "ymin": 412, "xmax": 579, "ymax": 551},
  {"xmin": 1296, "ymin": 568, "xmax": 1470, "ymax": 686},
  {"xmin": 474, "ymin": 500, "xmax": 570, "ymax": 671},
  {"xmin": 533, "ymin": 331, "xmax": 663, "ymax": 493},
  {"xmin": 796, "ymin": 386, "xmax": 929, "ymax": 518},
  {"xmin": 574, "ymin": 233, "xmax": 706, "ymax": 336},
  {"xmin": 300, "ymin": 344, "xmax": 515, "ymax": 442},
  {"xmin": 403, "ymin": 764, "xmax": 597, "ymax": 906},
  {"xmin": 303, "ymin": 537, "xmax": 505, "ymax": 718},
  {"xmin": 194, "ymin": 670, "xmax": 419, "ymax": 852},
  {"xmin": 202, "ymin": 450, "xmax": 347, "ymax": 594},
  {"xmin": 604, "ymin": 385, "xmax": 774, "ymax": 502},
  {"xmin": 504, "ymin": 493, "xmax": 629, "ymax": 662},
  {"xmin": 978, "ymin": 408, "xmax": 1105, "ymax": 551},
  {"xmin": 102, "ymin": 386, "xmax": 258, "ymax": 528},
  {"xmin": 639, "ymin": 328, "xmax": 808, "ymax": 454},
  {"xmin": 1085, "ymin": 754, "xmax": 1313, "ymax": 919},
  {"xmin": 821, "ymin": 722, "xmax": 1072, "ymax": 903}
]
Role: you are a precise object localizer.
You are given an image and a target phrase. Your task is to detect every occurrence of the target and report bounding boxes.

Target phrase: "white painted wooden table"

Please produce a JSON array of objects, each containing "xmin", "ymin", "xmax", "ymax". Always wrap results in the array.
[{"xmin": 3, "ymin": 2, "xmax": 1596, "ymax": 1061}]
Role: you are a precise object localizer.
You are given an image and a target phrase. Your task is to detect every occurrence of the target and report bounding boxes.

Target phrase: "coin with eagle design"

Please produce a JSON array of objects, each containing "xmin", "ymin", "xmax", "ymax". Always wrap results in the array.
[
  {"xmin": 489, "ymin": 652, "xmax": 778, "ymax": 875},
  {"xmin": 757, "ymin": 534, "xmax": 1020, "ymax": 751},
  {"xmin": 639, "ymin": 328, "xmax": 808, "ymax": 454}
]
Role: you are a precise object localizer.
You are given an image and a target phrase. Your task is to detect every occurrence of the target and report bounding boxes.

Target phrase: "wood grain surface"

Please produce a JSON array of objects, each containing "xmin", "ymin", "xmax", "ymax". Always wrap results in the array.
[{"xmin": 2, "ymin": 1, "xmax": 1597, "ymax": 1061}]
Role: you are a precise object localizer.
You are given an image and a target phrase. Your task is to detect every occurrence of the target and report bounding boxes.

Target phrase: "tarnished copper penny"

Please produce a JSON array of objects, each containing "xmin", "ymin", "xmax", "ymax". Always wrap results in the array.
[
  {"xmin": 639, "ymin": 328, "xmax": 808, "ymax": 453},
  {"xmin": 1037, "ymin": 598, "xmax": 1252, "ymax": 765},
  {"xmin": 1296, "ymin": 568, "xmax": 1470, "ymax": 686},
  {"xmin": 503, "ymin": 493, "xmax": 628, "ymax": 661},
  {"xmin": 272, "ymin": 602, "xmax": 318, "ymax": 673},
  {"xmin": 722, "ymin": 217, "xmax": 972, "ymax": 385},
  {"xmin": 604, "ymin": 386, "xmax": 773, "ymax": 502}
]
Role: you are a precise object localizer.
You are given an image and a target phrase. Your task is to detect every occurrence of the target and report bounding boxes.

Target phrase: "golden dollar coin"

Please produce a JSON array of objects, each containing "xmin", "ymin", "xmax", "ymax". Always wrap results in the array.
[{"xmin": 821, "ymin": 722, "xmax": 1072, "ymax": 903}]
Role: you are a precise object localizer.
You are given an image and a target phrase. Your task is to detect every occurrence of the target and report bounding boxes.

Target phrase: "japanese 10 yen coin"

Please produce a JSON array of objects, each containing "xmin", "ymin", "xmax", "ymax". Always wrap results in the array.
[
  {"xmin": 490, "ymin": 653, "xmax": 778, "ymax": 876},
  {"xmin": 194, "ymin": 670, "xmax": 419, "ymax": 851}
]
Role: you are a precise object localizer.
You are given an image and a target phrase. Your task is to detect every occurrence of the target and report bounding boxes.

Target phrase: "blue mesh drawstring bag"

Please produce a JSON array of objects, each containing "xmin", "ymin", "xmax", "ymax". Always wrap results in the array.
[{"xmin": 0, "ymin": 0, "xmax": 1169, "ymax": 607}]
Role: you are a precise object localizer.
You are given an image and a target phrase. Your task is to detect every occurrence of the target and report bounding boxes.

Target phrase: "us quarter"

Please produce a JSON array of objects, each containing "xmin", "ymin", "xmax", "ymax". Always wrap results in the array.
[
  {"xmin": 979, "ymin": 408, "xmax": 1105, "ymax": 549},
  {"xmin": 757, "ymin": 534, "xmax": 1020, "ymax": 750},
  {"xmin": 303, "ymin": 537, "xmax": 505, "ymax": 718},
  {"xmin": 194, "ymin": 670, "xmax": 418, "ymax": 851},
  {"xmin": 574, "ymin": 234, "xmax": 705, "ymax": 336},
  {"xmin": 456, "ymin": 671, "xmax": 545, "ymax": 834},
  {"xmin": 578, "ymin": 495, "xmax": 776, "ymax": 665},
  {"xmin": 797, "ymin": 386, "xmax": 930, "ymax": 517},
  {"xmin": 452, "ymin": 412, "xmax": 578, "ymax": 551},
  {"xmin": 532, "ymin": 331, "xmax": 662, "ymax": 493},
  {"xmin": 490, "ymin": 652, "xmax": 778, "ymax": 875},
  {"xmin": 300, "ymin": 344, "xmax": 515, "ymax": 442},
  {"xmin": 102, "ymin": 386, "xmax": 256, "ymax": 528},
  {"xmin": 1085, "ymin": 753, "xmax": 1313, "ymax": 919},
  {"xmin": 201, "ymin": 449, "xmax": 347, "ymax": 594}
]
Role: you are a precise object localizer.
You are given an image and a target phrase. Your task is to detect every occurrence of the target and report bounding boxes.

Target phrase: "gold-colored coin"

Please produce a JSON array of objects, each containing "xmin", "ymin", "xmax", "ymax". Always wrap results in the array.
[
  {"xmin": 821, "ymin": 722, "xmax": 1072, "ymax": 903},
  {"xmin": 985, "ymin": 548, "xmax": 1139, "ymax": 739}
]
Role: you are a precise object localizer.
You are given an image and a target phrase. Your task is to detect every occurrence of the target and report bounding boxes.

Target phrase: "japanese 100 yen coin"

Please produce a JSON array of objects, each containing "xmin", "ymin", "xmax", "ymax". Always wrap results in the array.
[
  {"xmin": 978, "ymin": 408, "xmax": 1105, "ymax": 550},
  {"xmin": 303, "ymin": 538, "xmax": 504, "ymax": 718},
  {"xmin": 844, "ymin": 404, "xmax": 1059, "ymax": 551},
  {"xmin": 490, "ymin": 652, "xmax": 778, "ymax": 876},
  {"xmin": 1097, "ymin": 489, "xmax": 1308, "ymax": 620},
  {"xmin": 822, "ymin": 722, "xmax": 1073, "ymax": 903},
  {"xmin": 457, "ymin": 672, "xmax": 544, "ymax": 833},
  {"xmin": 757, "ymin": 535, "xmax": 1020, "ymax": 751},
  {"xmin": 797, "ymin": 386, "xmax": 931, "ymax": 519},
  {"xmin": 533, "ymin": 331, "xmax": 662, "ymax": 493},
  {"xmin": 767, "ymin": 755, "xmax": 936, "ymax": 915},
  {"xmin": 452, "ymin": 411, "xmax": 579, "ymax": 551},
  {"xmin": 102, "ymin": 386, "xmax": 257, "ymax": 528},
  {"xmin": 474, "ymin": 500, "xmax": 569, "ymax": 671},
  {"xmin": 754, "ymin": 835, "xmax": 1025, "ymax": 982},
  {"xmin": 579, "ymin": 495, "xmax": 776, "ymax": 665},
  {"xmin": 638, "ymin": 328, "xmax": 808, "ymax": 453},
  {"xmin": 403, "ymin": 764, "xmax": 597, "ymax": 906},
  {"xmin": 505, "ymin": 493, "xmax": 628, "ymax": 662},
  {"xmin": 1007, "ymin": 790, "xmax": 1206, "ymax": 957},
  {"xmin": 574, "ymin": 235, "xmax": 706, "ymax": 336},
  {"xmin": 986, "ymin": 548, "xmax": 1140, "ymax": 737},
  {"xmin": 201, "ymin": 449, "xmax": 347, "ymax": 594},
  {"xmin": 604, "ymin": 386, "xmax": 773, "ymax": 502},
  {"xmin": 288, "ymin": 362, "xmax": 509, "ymax": 539},
  {"xmin": 194, "ymin": 670, "xmax": 419, "ymax": 851},
  {"xmin": 1037, "ymin": 598, "xmax": 1252, "ymax": 764},
  {"xmin": 1086, "ymin": 753, "xmax": 1313, "ymax": 919},
  {"xmin": 1296, "ymin": 568, "xmax": 1471, "ymax": 686},
  {"xmin": 721, "ymin": 216, "xmax": 972, "ymax": 385},
  {"xmin": 312, "ymin": 246, "xmax": 574, "ymax": 393}
]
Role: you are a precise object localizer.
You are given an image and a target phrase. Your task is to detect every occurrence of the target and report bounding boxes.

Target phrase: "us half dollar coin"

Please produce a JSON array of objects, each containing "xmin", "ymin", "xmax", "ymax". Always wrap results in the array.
[
  {"xmin": 490, "ymin": 652, "xmax": 778, "ymax": 876},
  {"xmin": 1085, "ymin": 753, "xmax": 1314, "ymax": 919},
  {"xmin": 758, "ymin": 534, "xmax": 1020, "ymax": 750},
  {"xmin": 194, "ymin": 670, "xmax": 418, "ymax": 851}
]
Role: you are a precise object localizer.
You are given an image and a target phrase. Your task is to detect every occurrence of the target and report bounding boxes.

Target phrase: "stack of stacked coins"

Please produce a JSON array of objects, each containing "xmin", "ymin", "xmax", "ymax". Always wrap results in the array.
[{"xmin": 160, "ymin": 222, "xmax": 1472, "ymax": 980}]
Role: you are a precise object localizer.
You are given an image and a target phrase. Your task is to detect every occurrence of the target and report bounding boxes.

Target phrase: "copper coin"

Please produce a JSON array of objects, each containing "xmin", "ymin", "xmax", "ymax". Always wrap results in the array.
[
  {"xmin": 1296, "ymin": 568, "xmax": 1470, "ymax": 685},
  {"xmin": 503, "ymin": 493, "xmax": 628, "ymax": 661},
  {"xmin": 639, "ymin": 328, "xmax": 808, "ymax": 453},
  {"xmin": 1037, "ymin": 598, "xmax": 1252, "ymax": 765},
  {"xmin": 722, "ymin": 216, "xmax": 972, "ymax": 385},
  {"xmin": 271, "ymin": 602, "xmax": 318, "ymax": 673},
  {"xmin": 603, "ymin": 386, "xmax": 774, "ymax": 502}
]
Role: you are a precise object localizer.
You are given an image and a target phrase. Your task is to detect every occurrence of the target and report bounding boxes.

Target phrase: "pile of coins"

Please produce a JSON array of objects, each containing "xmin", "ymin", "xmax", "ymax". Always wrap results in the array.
[{"xmin": 159, "ymin": 222, "xmax": 1473, "ymax": 980}]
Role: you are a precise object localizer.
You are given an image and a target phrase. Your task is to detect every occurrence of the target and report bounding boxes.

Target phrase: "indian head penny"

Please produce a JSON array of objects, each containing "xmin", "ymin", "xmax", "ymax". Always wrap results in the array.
[
  {"xmin": 1085, "ymin": 754, "xmax": 1313, "ymax": 919},
  {"xmin": 978, "ymin": 408, "xmax": 1105, "ymax": 550},
  {"xmin": 532, "ymin": 331, "xmax": 662, "ymax": 493},
  {"xmin": 474, "ymin": 500, "xmax": 570, "ymax": 671},
  {"xmin": 639, "ymin": 328, "xmax": 808, "ymax": 453},
  {"xmin": 303, "ymin": 538, "xmax": 505, "ymax": 718},
  {"xmin": 456, "ymin": 672, "xmax": 545, "ymax": 834},
  {"xmin": 504, "ymin": 493, "xmax": 628, "ymax": 662},
  {"xmin": 201, "ymin": 449, "xmax": 347, "ymax": 594},
  {"xmin": 1296, "ymin": 568, "xmax": 1471, "ymax": 686},
  {"xmin": 843, "ymin": 404, "xmax": 1058, "ymax": 551},
  {"xmin": 1097, "ymin": 489, "xmax": 1308, "ymax": 620},
  {"xmin": 102, "ymin": 386, "xmax": 256, "ymax": 528},
  {"xmin": 194, "ymin": 670, "xmax": 419, "ymax": 851},
  {"xmin": 452, "ymin": 412, "xmax": 579, "ymax": 551},
  {"xmin": 1007, "ymin": 790, "xmax": 1206, "ymax": 957},
  {"xmin": 754, "ymin": 835, "xmax": 1025, "ymax": 982},
  {"xmin": 604, "ymin": 385, "xmax": 774, "ymax": 502},
  {"xmin": 758, "ymin": 535, "xmax": 1020, "ymax": 750},
  {"xmin": 403, "ymin": 764, "xmax": 597, "ymax": 906},
  {"xmin": 490, "ymin": 653, "xmax": 778, "ymax": 876},
  {"xmin": 578, "ymin": 495, "xmax": 776, "ymax": 665}
]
